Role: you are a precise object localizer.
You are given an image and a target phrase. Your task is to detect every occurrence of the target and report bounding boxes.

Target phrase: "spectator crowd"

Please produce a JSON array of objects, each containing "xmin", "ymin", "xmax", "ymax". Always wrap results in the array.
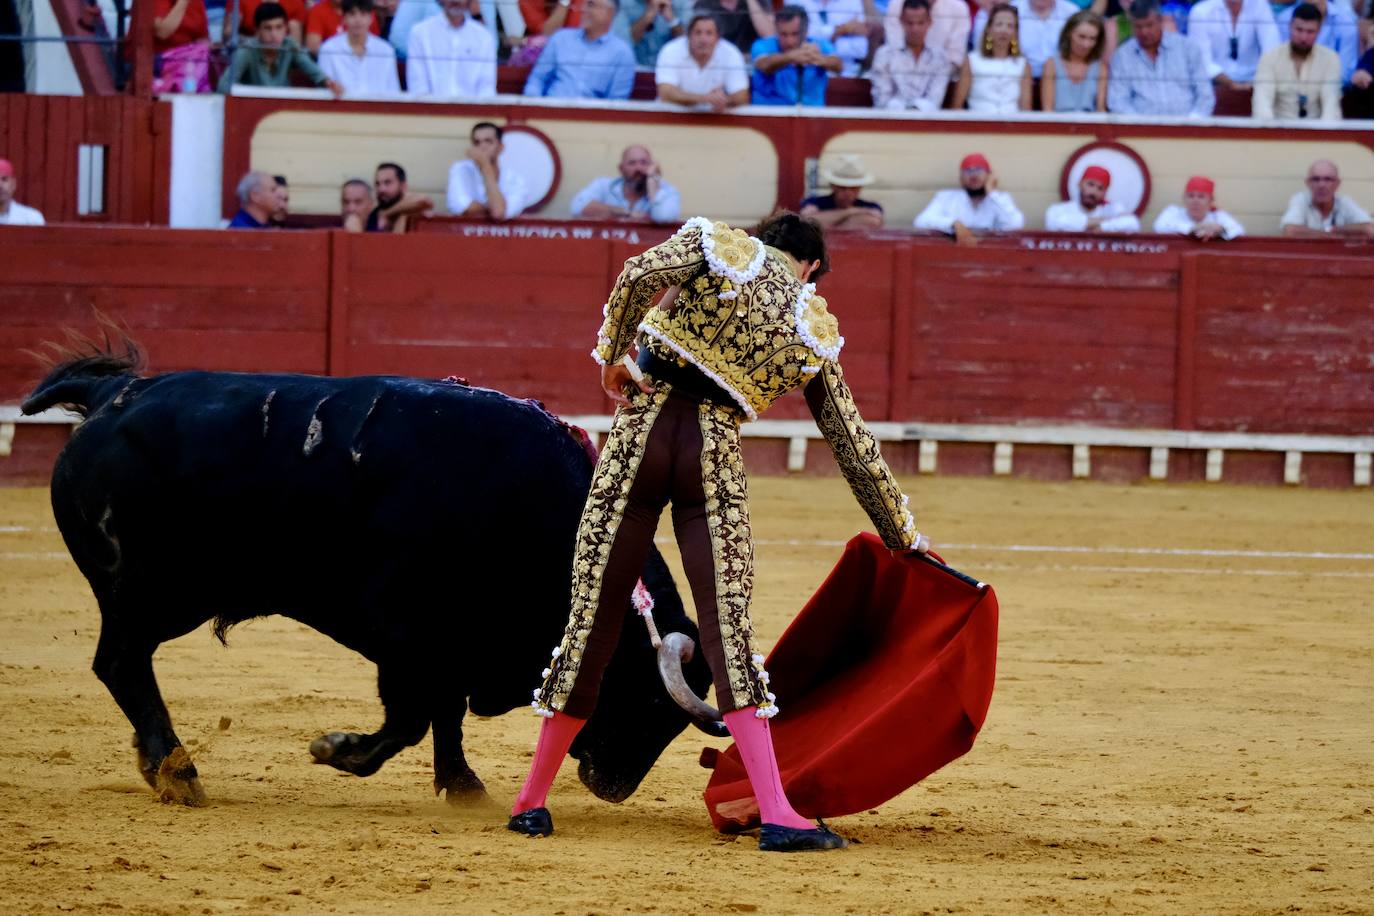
[{"xmin": 143, "ymin": 0, "xmax": 1374, "ymax": 119}]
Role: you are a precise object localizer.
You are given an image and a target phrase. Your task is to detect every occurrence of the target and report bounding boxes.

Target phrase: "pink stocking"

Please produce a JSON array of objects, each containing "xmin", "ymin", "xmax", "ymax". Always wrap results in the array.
[
  {"xmin": 723, "ymin": 707, "xmax": 814, "ymax": 830},
  {"xmin": 511, "ymin": 711, "xmax": 586, "ymax": 815}
]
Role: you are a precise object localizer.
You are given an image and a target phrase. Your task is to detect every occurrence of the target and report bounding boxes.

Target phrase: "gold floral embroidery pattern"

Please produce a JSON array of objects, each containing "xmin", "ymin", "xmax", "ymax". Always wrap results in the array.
[
  {"xmin": 805, "ymin": 361, "xmax": 916, "ymax": 551},
  {"xmin": 593, "ymin": 227, "xmax": 708, "ymax": 366},
  {"xmin": 535, "ymin": 385, "xmax": 673, "ymax": 715},
  {"xmin": 639, "ymin": 254, "xmax": 825, "ymax": 419},
  {"xmin": 697, "ymin": 402, "xmax": 773, "ymax": 715}
]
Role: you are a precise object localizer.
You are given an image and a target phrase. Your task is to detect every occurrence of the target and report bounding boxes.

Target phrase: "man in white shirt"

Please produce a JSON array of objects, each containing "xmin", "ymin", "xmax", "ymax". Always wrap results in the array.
[
  {"xmin": 1152, "ymin": 175, "xmax": 1245, "ymax": 239},
  {"xmin": 447, "ymin": 121, "xmax": 528, "ymax": 220},
  {"xmin": 319, "ymin": 0, "xmax": 402, "ymax": 96},
  {"xmin": 0, "ymin": 158, "xmax": 45, "ymax": 226},
  {"xmin": 1252, "ymin": 2, "xmax": 1342, "ymax": 120},
  {"xmin": 972, "ymin": 0, "xmax": 1078, "ymax": 77},
  {"xmin": 406, "ymin": 0, "xmax": 497, "ymax": 97},
  {"xmin": 795, "ymin": 0, "xmax": 870, "ymax": 76},
  {"xmin": 655, "ymin": 13, "xmax": 750, "ymax": 111},
  {"xmin": 1044, "ymin": 166, "xmax": 1141, "ymax": 232},
  {"xmin": 571, "ymin": 145, "xmax": 682, "ymax": 222},
  {"xmin": 1280, "ymin": 158, "xmax": 1374, "ymax": 237},
  {"xmin": 884, "ymin": 0, "xmax": 968, "ymax": 79},
  {"xmin": 914, "ymin": 153, "xmax": 1024, "ymax": 243},
  {"xmin": 1187, "ymin": 0, "xmax": 1280, "ymax": 90}
]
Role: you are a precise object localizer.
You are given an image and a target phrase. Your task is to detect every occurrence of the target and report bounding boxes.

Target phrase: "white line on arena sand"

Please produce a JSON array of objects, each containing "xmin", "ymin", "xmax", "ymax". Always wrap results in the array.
[{"xmin": 741, "ymin": 538, "xmax": 1374, "ymax": 562}]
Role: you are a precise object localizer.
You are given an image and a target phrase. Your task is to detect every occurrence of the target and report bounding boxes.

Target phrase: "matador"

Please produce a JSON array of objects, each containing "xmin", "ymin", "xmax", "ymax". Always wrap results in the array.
[{"xmin": 508, "ymin": 212, "xmax": 928, "ymax": 852}]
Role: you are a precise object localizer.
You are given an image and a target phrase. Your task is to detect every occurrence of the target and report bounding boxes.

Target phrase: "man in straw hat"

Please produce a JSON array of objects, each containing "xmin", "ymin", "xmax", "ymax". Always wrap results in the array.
[
  {"xmin": 799, "ymin": 154, "xmax": 884, "ymax": 231},
  {"xmin": 1152, "ymin": 175, "xmax": 1245, "ymax": 240},
  {"xmin": 914, "ymin": 152, "xmax": 1024, "ymax": 244}
]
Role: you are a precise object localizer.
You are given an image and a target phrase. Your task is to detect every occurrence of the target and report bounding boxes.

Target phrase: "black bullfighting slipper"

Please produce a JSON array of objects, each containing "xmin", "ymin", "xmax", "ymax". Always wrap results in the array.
[
  {"xmin": 758, "ymin": 823, "xmax": 848, "ymax": 852},
  {"xmin": 507, "ymin": 807, "xmax": 554, "ymax": 837}
]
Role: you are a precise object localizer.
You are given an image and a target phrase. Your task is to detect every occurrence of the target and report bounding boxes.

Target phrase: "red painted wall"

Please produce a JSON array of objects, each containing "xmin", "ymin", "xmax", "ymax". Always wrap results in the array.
[{"xmin": 2, "ymin": 225, "xmax": 1372, "ymax": 442}]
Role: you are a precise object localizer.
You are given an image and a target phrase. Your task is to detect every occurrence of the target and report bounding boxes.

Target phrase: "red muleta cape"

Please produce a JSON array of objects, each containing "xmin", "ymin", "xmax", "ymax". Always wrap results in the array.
[{"xmin": 700, "ymin": 532, "xmax": 999, "ymax": 830}]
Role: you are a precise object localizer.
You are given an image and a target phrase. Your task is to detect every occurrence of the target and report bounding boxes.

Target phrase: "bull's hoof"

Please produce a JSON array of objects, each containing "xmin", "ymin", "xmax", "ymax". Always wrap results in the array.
[
  {"xmin": 155, "ymin": 747, "xmax": 208, "ymax": 807},
  {"xmin": 309, "ymin": 732, "xmax": 383, "ymax": 777},
  {"xmin": 439, "ymin": 776, "xmax": 489, "ymax": 806}
]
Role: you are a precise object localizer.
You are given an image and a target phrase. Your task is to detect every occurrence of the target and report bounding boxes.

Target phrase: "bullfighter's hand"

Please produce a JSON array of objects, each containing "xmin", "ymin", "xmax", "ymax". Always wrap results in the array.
[
  {"xmin": 602, "ymin": 361, "xmax": 654, "ymax": 407},
  {"xmin": 891, "ymin": 532, "xmax": 932, "ymax": 558}
]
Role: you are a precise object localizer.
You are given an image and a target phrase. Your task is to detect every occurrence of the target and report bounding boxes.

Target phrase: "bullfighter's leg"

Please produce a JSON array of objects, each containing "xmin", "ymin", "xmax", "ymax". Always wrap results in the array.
[
  {"xmin": 309, "ymin": 663, "xmax": 430, "ymax": 778},
  {"xmin": 431, "ymin": 696, "xmax": 487, "ymax": 804},
  {"xmin": 672, "ymin": 404, "xmax": 841, "ymax": 848},
  {"xmin": 535, "ymin": 385, "xmax": 674, "ymax": 719},
  {"xmin": 511, "ymin": 386, "xmax": 675, "ymax": 831},
  {"xmin": 91, "ymin": 626, "xmax": 207, "ymax": 807}
]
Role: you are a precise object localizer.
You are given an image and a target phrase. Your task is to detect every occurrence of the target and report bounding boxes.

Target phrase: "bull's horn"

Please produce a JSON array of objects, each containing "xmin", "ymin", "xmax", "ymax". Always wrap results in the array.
[{"xmin": 657, "ymin": 632, "xmax": 728, "ymax": 738}]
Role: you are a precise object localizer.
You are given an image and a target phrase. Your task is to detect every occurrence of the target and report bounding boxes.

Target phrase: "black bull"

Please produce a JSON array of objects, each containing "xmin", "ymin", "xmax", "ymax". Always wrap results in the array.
[{"xmin": 21, "ymin": 349, "xmax": 714, "ymax": 807}]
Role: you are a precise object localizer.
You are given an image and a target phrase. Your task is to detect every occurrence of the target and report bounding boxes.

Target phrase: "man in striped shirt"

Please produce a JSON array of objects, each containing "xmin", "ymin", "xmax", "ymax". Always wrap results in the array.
[{"xmin": 1108, "ymin": 0, "xmax": 1214, "ymax": 116}]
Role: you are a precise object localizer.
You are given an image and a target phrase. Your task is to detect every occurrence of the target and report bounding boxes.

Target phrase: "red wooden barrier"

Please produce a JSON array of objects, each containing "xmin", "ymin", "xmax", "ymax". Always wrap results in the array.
[
  {"xmin": 0, "ymin": 227, "xmax": 330, "ymax": 403},
  {"xmin": 0, "ymin": 96, "xmax": 169, "ymax": 225},
  {"xmin": 3, "ymin": 226, "xmax": 1373, "ymax": 444}
]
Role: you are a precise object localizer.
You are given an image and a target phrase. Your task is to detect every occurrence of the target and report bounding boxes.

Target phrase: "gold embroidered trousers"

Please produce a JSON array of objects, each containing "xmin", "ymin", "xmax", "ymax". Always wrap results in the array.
[{"xmin": 536, "ymin": 383, "xmax": 773, "ymax": 719}]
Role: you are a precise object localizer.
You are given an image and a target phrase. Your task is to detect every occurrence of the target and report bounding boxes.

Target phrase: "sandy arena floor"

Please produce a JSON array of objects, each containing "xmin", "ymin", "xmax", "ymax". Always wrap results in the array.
[{"xmin": 1, "ymin": 475, "xmax": 1371, "ymax": 915}]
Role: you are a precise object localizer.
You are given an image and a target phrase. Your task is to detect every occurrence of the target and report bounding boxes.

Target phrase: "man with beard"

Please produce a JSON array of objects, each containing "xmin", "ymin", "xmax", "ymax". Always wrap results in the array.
[
  {"xmin": 269, "ymin": 175, "xmax": 289, "ymax": 227},
  {"xmin": 570, "ymin": 145, "xmax": 681, "ymax": 223},
  {"xmin": 366, "ymin": 162, "xmax": 434, "ymax": 233},
  {"xmin": 1252, "ymin": 3, "xmax": 1341, "ymax": 121},
  {"xmin": 1044, "ymin": 165, "xmax": 1140, "ymax": 233},
  {"xmin": 914, "ymin": 153, "xmax": 1024, "ymax": 244}
]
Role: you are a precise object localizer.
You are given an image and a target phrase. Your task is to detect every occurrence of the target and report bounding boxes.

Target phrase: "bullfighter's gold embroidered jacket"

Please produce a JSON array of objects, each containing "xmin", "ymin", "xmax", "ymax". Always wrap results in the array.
[{"xmin": 591, "ymin": 217, "xmax": 917, "ymax": 550}]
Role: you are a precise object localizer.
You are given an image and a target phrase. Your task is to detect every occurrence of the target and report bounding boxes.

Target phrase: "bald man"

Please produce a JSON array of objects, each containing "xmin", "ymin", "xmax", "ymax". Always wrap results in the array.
[
  {"xmin": 570, "ymin": 145, "xmax": 682, "ymax": 223},
  {"xmin": 1281, "ymin": 159, "xmax": 1374, "ymax": 237}
]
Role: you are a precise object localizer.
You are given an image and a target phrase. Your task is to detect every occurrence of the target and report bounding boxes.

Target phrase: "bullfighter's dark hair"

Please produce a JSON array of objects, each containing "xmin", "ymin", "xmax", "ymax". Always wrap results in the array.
[
  {"xmin": 471, "ymin": 121, "xmax": 503, "ymax": 142},
  {"xmin": 376, "ymin": 161, "xmax": 406, "ymax": 183},
  {"xmin": 253, "ymin": 2, "xmax": 288, "ymax": 27},
  {"xmin": 756, "ymin": 211, "xmax": 830, "ymax": 282}
]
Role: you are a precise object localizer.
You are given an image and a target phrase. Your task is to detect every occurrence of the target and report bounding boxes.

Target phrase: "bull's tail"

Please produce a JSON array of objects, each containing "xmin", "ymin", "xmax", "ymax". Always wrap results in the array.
[{"xmin": 20, "ymin": 328, "xmax": 145, "ymax": 418}]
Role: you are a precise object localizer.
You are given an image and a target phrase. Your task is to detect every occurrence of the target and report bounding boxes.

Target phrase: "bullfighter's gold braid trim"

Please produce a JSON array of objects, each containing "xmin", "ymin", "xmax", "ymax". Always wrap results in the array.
[
  {"xmin": 535, "ymin": 385, "xmax": 672, "ymax": 715},
  {"xmin": 697, "ymin": 402, "xmax": 774, "ymax": 715},
  {"xmin": 808, "ymin": 361, "xmax": 916, "ymax": 551}
]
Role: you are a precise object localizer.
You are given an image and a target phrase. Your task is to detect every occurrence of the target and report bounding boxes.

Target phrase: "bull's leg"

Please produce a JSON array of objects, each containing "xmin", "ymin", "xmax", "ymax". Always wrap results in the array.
[
  {"xmin": 309, "ymin": 664, "xmax": 429, "ymax": 779},
  {"xmin": 432, "ymin": 697, "xmax": 487, "ymax": 804},
  {"xmin": 92, "ymin": 628, "xmax": 207, "ymax": 807}
]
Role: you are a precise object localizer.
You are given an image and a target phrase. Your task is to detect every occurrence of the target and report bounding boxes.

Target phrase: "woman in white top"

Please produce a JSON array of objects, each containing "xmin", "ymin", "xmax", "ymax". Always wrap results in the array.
[{"xmin": 952, "ymin": 3, "xmax": 1031, "ymax": 113}]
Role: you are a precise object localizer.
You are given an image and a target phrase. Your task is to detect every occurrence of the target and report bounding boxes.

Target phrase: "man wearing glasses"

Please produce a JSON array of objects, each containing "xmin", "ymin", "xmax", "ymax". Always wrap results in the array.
[
  {"xmin": 1186, "ymin": 0, "xmax": 1280, "ymax": 92},
  {"xmin": 1252, "ymin": 2, "xmax": 1341, "ymax": 120},
  {"xmin": 1280, "ymin": 160, "xmax": 1374, "ymax": 238}
]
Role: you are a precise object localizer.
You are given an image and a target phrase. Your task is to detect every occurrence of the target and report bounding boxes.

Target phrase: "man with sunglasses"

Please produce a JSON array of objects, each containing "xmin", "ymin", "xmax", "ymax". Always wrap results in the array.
[
  {"xmin": 1252, "ymin": 2, "xmax": 1341, "ymax": 120},
  {"xmin": 1280, "ymin": 159, "xmax": 1373, "ymax": 238},
  {"xmin": 1187, "ymin": 0, "xmax": 1280, "ymax": 92}
]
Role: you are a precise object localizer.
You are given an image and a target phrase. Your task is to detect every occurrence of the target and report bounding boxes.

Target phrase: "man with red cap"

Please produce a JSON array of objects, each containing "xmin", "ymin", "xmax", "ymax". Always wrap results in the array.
[
  {"xmin": 914, "ymin": 153, "xmax": 1025, "ymax": 244},
  {"xmin": 1044, "ymin": 164, "xmax": 1140, "ymax": 233},
  {"xmin": 1152, "ymin": 175, "xmax": 1245, "ymax": 240},
  {"xmin": 0, "ymin": 159, "xmax": 45, "ymax": 226}
]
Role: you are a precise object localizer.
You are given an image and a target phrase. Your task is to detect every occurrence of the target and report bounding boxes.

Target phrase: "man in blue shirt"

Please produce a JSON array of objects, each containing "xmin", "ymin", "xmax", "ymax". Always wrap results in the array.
[
  {"xmin": 1276, "ymin": 0, "xmax": 1360, "ymax": 83},
  {"xmin": 524, "ymin": 0, "xmax": 638, "ymax": 99},
  {"xmin": 749, "ymin": 5, "xmax": 842, "ymax": 106},
  {"xmin": 227, "ymin": 170, "xmax": 280, "ymax": 229}
]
